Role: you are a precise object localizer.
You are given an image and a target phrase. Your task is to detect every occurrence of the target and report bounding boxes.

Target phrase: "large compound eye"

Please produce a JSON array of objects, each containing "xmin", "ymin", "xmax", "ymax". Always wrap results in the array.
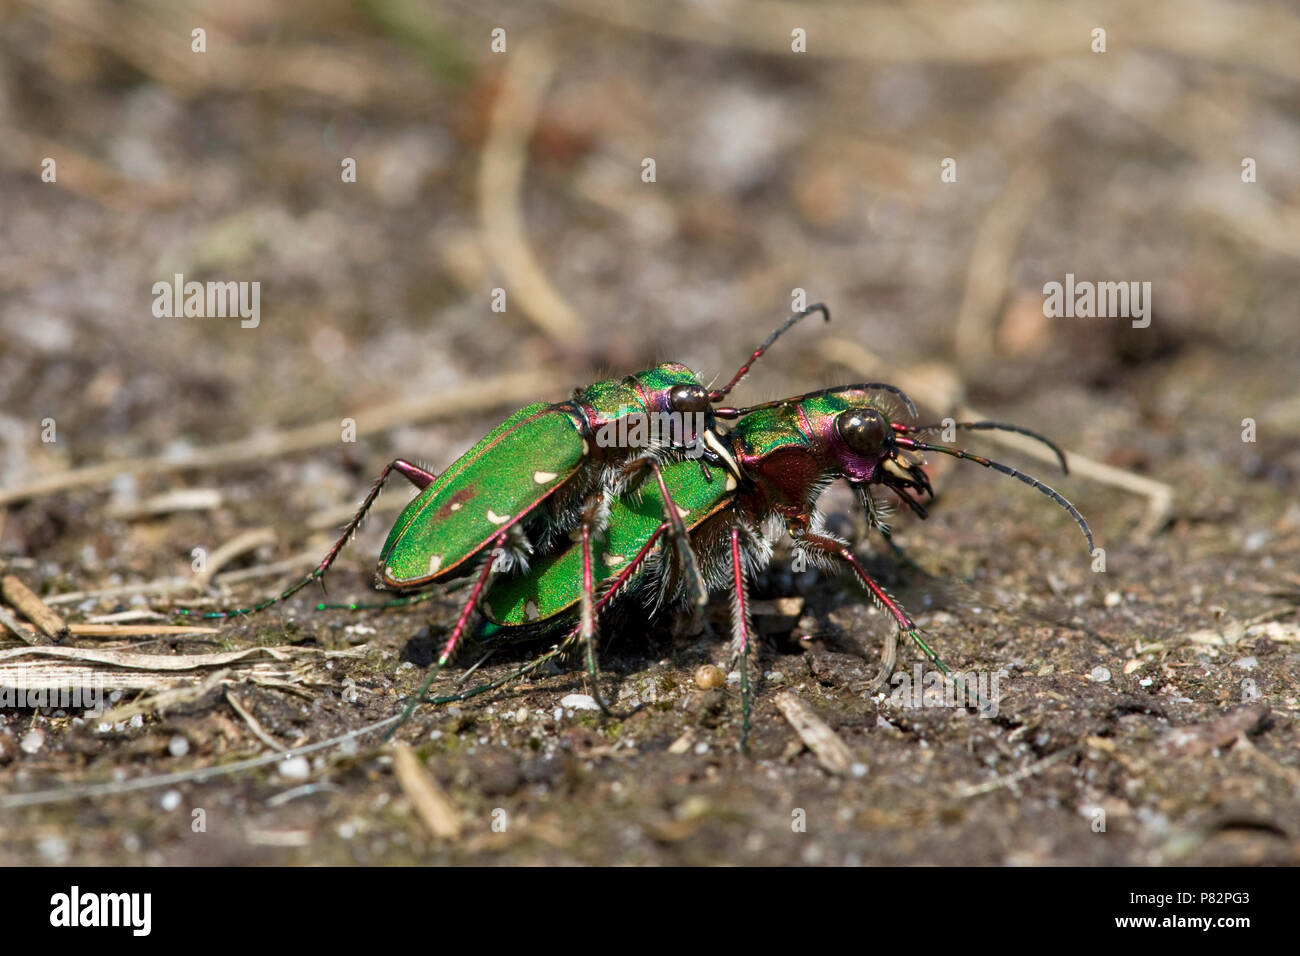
[
  {"xmin": 836, "ymin": 408, "xmax": 890, "ymax": 457},
  {"xmin": 669, "ymin": 383, "xmax": 710, "ymax": 414}
]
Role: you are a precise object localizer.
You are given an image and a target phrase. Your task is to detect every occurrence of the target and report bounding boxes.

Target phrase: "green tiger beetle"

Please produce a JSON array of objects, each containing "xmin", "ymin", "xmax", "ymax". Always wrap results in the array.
[
  {"xmin": 435, "ymin": 383, "xmax": 1093, "ymax": 743},
  {"xmin": 178, "ymin": 305, "xmax": 870, "ymax": 724}
]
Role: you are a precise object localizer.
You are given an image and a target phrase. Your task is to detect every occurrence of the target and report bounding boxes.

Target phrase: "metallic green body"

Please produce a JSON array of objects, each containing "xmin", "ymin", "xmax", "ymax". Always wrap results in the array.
[
  {"xmin": 729, "ymin": 403, "xmax": 809, "ymax": 457},
  {"xmin": 476, "ymin": 392, "xmax": 889, "ymax": 627},
  {"xmin": 482, "ymin": 457, "xmax": 735, "ymax": 625},
  {"xmin": 379, "ymin": 402, "xmax": 584, "ymax": 587},
  {"xmin": 581, "ymin": 362, "xmax": 692, "ymax": 419},
  {"xmin": 378, "ymin": 363, "xmax": 710, "ymax": 589},
  {"xmin": 732, "ymin": 392, "xmax": 887, "ymax": 458}
]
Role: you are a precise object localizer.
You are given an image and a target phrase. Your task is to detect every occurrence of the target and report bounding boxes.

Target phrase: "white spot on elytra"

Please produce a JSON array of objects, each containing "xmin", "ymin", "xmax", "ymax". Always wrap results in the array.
[
  {"xmin": 534, "ymin": 471, "xmax": 557, "ymax": 484},
  {"xmin": 450, "ymin": 502, "xmax": 462, "ymax": 511},
  {"xmin": 524, "ymin": 600, "xmax": 539, "ymax": 621},
  {"xmin": 603, "ymin": 553, "xmax": 624, "ymax": 567},
  {"xmin": 486, "ymin": 509, "xmax": 510, "ymax": 525},
  {"xmin": 428, "ymin": 554, "xmax": 442, "ymax": 575},
  {"xmin": 725, "ymin": 472, "xmax": 737, "ymax": 491}
]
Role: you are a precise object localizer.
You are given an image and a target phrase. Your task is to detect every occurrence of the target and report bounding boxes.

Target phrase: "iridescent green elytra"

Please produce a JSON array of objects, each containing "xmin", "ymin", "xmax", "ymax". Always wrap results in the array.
[
  {"xmin": 481, "ymin": 456, "xmax": 737, "ymax": 625},
  {"xmin": 378, "ymin": 362, "xmax": 717, "ymax": 589},
  {"xmin": 378, "ymin": 402, "xmax": 580, "ymax": 586}
]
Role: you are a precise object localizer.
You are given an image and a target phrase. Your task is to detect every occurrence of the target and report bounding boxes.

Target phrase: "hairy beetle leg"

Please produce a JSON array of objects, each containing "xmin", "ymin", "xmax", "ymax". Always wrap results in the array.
[
  {"xmin": 791, "ymin": 530, "xmax": 919, "ymax": 685},
  {"xmin": 728, "ymin": 525, "xmax": 756, "ymax": 751},
  {"xmin": 423, "ymin": 525, "xmax": 670, "ymax": 711},
  {"xmin": 577, "ymin": 497, "xmax": 627, "ymax": 718},
  {"xmin": 177, "ymin": 458, "xmax": 438, "ymax": 620},
  {"xmin": 386, "ymin": 528, "xmax": 506, "ymax": 739},
  {"xmin": 643, "ymin": 458, "xmax": 717, "ymax": 639}
]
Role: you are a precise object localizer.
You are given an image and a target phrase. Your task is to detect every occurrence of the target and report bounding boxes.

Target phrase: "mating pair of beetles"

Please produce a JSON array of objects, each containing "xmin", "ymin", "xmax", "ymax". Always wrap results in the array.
[{"xmin": 188, "ymin": 305, "xmax": 1093, "ymax": 741}]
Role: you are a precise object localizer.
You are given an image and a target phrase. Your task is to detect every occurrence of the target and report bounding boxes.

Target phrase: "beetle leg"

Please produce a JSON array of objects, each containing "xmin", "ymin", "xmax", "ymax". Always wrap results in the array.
[
  {"xmin": 178, "ymin": 458, "xmax": 438, "ymax": 620},
  {"xmin": 320, "ymin": 459, "xmax": 435, "ymax": 574},
  {"xmin": 392, "ymin": 459, "xmax": 437, "ymax": 489},
  {"xmin": 577, "ymin": 496, "xmax": 625, "ymax": 718},
  {"xmin": 419, "ymin": 525, "xmax": 671, "ymax": 710},
  {"xmin": 614, "ymin": 454, "xmax": 715, "ymax": 632},
  {"xmin": 890, "ymin": 486, "xmax": 930, "ymax": 520},
  {"xmin": 387, "ymin": 530, "xmax": 507, "ymax": 737},
  {"xmin": 728, "ymin": 524, "xmax": 756, "ymax": 750},
  {"xmin": 640, "ymin": 457, "xmax": 715, "ymax": 632},
  {"xmin": 314, "ymin": 589, "xmax": 446, "ymax": 612},
  {"xmin": 791, "ymin": 528, "xmax": 958, "ymax": 691},
  {"xmin": 425, "ymin": 637, "xmax": 576, "ymax": 707},
  {"xmin": 573, "ymin": 496, "xmax": 657, "ymax": 719}
]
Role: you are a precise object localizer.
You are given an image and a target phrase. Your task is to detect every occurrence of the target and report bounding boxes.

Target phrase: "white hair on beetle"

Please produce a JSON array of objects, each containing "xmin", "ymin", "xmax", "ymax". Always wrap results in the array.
[
  {"xmin": 859, "ymin": 488, "xmax": 895, "ymax": 534},
  {"xmin": 488, "ymin": 525, "xmax": 534, "ymax": 575}
]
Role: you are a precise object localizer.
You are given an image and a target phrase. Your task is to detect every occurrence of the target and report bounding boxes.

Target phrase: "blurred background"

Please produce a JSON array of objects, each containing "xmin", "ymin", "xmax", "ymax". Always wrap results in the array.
[{"xmin": 1, "ymin": 1, "xmax": 1298, "ymax": 865}]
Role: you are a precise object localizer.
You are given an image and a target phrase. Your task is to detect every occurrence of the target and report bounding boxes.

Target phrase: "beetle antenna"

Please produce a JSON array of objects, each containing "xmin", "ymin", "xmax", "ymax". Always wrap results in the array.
[
  {"xmin": 894, "ymin": 421, "xmax": 1069, "ymax": 473},
  {"xmin": 892, "ymin": 437, "xmax": 1093, "ymax": 552},
  {"xmin": 709, "ymin": 304, "xmax": 831, "ymax": 401},
  {"xmin": 717, "ymin": 381, "xmax": 918, "ymax": 420}
]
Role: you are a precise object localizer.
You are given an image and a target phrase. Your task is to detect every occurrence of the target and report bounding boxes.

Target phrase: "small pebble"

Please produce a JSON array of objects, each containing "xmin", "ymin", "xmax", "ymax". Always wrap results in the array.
[
  {"xmin": 277, "ymin": 756, "xmax": 311, "ymax": 780},
  {"xmin": 677, "ymin": 795, "xmax": 711, "ymax": 820},
  {"xmin": 20, "ymin": 729, "xmax": 44, "ymax": 754},
  {"xmin": 1233, "ymin": 656, "xmax": 1259, "ymax": 671},
  {"xmin": 37, "ymin": 834, "xmax": 69, "ymax": 864},
  {"xmin": 160, "ymin": 790, "xmax": 182, "ymax": 811},
  {"xmin": 167, "ymin": 734, "xmax": 190, "ymax": 757},
  {"xmin": 694, "ymin": 664, "xmax": 725, "ymax": 690},
  {"xmin": 559, "ymin": 693, "xmax": 600, "ymax": 711},
  {"xmin": 1089, "ymin": 666, "xmax": 1112, "ymax": 683}
]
